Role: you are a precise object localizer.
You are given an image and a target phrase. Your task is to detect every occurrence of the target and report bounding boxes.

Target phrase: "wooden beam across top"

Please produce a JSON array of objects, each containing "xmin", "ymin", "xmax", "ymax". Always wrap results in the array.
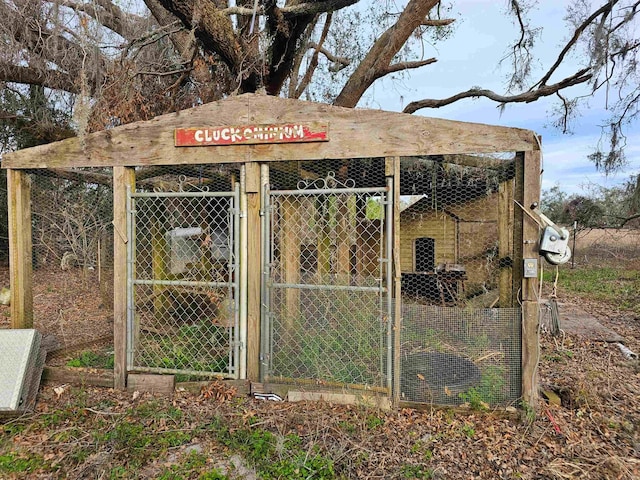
[{"xmin": 3, "ymin": 94, "xmax": 538, "ymax": 170}]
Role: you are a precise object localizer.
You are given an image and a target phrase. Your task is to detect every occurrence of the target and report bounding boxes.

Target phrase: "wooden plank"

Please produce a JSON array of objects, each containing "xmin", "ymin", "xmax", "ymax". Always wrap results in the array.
[
  {"xmin": 246, "ymin": 163, "xmax": 261, "ymax": 381},
  {"xmin": 244, "ymin": 162, "xmax": 260, "ymax": 193},
  {"xmin": 317, "ymin": 210, "xmax": 331, "ymax": 281},
  {"xmin": 512, "ymin": 153, "xmax": 525, "ymax": 304},
  {"xmin": 42, "ymin": 367, "xmax": 114, "ymax": 388},
  {"xmin": 7, "ymin": 169, "xmax": 33, "ymax": 329},
  {"xmin": 287, "ymin": 390, "xmax": 391, "ymax": 410},
  {"xmin": 281, "ymin": 198, "xmax": 301, "ymax": 328},
  {"xmin": 518, "ymin": 150, "xmax": 541, "ymax": 409},
  {"xmin": 113, "ymin": 167, "xmax": 135, "ymax": 390},
  {"xmin": 498, "ymin": 180, "xmax": 514, "ymax": 307},
  {"xmin": 3, "ymin": 94, "xmax": 538, "ymax": 169},
  {"xmin": 127, "ymin": 373, "xmax": 175, "ymax": 395},
  {"xmin": 335, "ymin": 197, "xmax": 350, "ymax": 283},
  {"xmin": 399, "ymin": 400, "xmax": 519, "ymax": 418}
]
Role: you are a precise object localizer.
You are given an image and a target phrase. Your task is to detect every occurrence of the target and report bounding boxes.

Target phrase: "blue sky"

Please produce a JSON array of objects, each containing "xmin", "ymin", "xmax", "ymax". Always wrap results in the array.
[{"xmin": 368, "ymin": 0, "xmax": 640, "ymax": 195}]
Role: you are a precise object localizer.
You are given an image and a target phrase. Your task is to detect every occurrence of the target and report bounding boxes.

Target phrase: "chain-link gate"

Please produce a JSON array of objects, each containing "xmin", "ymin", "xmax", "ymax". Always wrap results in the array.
[
  {"xmin": 126, "ymin": 184, "xmax": 240, "ymax": 379},
  {"xmin": 261, "ymin": 173, "xmax": 393, "ymax": 392}
]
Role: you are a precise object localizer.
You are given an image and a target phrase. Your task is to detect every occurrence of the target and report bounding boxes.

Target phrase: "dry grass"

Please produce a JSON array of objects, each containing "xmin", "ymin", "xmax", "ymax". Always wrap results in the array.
[{"xmin": 576, "ymin": 228, "xmax": 640, "ymax": 249}]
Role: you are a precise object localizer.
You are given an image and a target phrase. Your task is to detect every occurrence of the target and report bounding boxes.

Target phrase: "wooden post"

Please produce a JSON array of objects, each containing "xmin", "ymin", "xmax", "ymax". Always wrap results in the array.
[
  {"xmin": 317, "ymin": 221, "xmax": 331, "ymax": 281},
  {"xmin": 498, "ymin": 179, "xmax": 514, "ymax": 307},
  {"xmin": 7, "ymin": 169, "xmax": 33, "ymax": 329},
  {"xmin": 151, "ymin": 220, "xmax": 168, "ymax": 317},
  {"xmin": 386, "ymin": 157, "xmax": 402, "ymax": 404},
  {"xmin": 281, "ymin": 197, "xmax": 300, "ymax": 329},
  {"xmin": 335, "ymin": 196, "xmax": 350, "ymax": 284},
  {"xmin": 113, "ymin": 166, "xmax": 135, "ymax": 390},
  {"xmin": 516, "ymin": 151, "xmax": 541, "ymax": 408},
  {"xmin": 245, "ymin": 163, "xmax": 261, "ymax": 381}
]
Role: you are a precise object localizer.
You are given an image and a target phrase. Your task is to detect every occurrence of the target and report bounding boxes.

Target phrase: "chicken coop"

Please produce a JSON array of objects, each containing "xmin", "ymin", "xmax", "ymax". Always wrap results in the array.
[{"xmin": 2, "ymin": 93, "xmax": 542, "ymax": 407}]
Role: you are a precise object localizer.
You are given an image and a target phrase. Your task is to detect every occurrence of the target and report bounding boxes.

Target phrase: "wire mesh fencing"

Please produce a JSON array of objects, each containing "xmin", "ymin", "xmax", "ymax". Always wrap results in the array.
[
  {"xmin": 2, "ymin": 153, "xmax": 526, "ymax": 406},
  {"xmin": 16, "ymin": 168, "xmax": 114, "ymax": 356},
  {"xmin": 401, "ymin": 305, "xmax": 521, "ymax": 405},
  {"xmin": 397, "ymin": 154, "xmax": 521, "ymax": 406}
]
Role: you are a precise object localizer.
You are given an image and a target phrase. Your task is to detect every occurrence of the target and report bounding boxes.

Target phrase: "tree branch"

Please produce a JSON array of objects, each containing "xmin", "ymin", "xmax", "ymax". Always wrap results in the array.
[
  {"xmin": 293, "ymin": 14, "xmax": 333, "ymax": 99},
  {"xmin": 619, "ymin": 213, "xmax": 640, "ymax": 227},
  {"xmin": 51, "ymin": 0, "xmax": 144, "ymax": 41},
  {"xmin": 133, "ymin": 67, "xmax": 192, "ymax": 77},
  {"xmin": 509, "ymin": 0, "xmax": 527, "ymax": 51},
  {"xmin": 0, "ymin": 1, "xmax": 104, "ymax": 90},
  {"xmin": 307, "ymin": 41, "xmax": 350, "ymax": 68},
  {"xmin": 221, "ymin": 0, "xmax": 358, "ymax": 17},
  {"xmin": 264, "ymin": 3, "xmax": 317, "ymax": 95},
  {"xmin": 534, "ymin": 0, "xmax": 617, "ymax": 89},
  {"xmin": 143, "ymin": 0, "xmax": 197, "ymax": 60},
  {"xmin": 156, "ymin": 0, "xmax": 241, "ymax": 73},
  {"xmin": 421, "ymin": 18, "xmax": 455, "ymax": 26},
  {"xmin": 381, "ymin": 58, "xmax": 437, "ymax": 77},
  {"xmin": 403, "ymin": 68, "xmax": 592, "ymax": 113},
  {"xmin": 288, "ymin": 15, "xmax": 321, "ymax": 98},
  {"xmin": 0, "ymin": 62, "xmax": 79, "ymax": 93},
  {"xmin": 334, "ymin": 0, "xmax": 441, "ymax": 108}
]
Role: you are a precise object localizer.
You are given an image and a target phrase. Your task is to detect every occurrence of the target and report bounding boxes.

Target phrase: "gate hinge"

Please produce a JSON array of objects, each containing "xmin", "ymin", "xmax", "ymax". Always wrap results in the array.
[{"xmin": 232, "ymin": 340, "xmax": 245, "ymax": 350}]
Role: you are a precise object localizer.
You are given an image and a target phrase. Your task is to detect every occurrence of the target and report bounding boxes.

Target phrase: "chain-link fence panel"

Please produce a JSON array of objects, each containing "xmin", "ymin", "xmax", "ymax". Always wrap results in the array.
[
  {"xmin": 128, "ymin": 182, "xmax": 239, "ymax": 378},
  {"xmin": 263, "ymin": 161, "xmax": 392, "ymax": 390}
]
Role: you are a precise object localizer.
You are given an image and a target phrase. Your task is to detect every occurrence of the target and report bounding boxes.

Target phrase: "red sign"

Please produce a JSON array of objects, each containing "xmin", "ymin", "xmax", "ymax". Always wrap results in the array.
[{"xmin": 175, "ymin": 122, "xmax": 329, "ymax": 147}]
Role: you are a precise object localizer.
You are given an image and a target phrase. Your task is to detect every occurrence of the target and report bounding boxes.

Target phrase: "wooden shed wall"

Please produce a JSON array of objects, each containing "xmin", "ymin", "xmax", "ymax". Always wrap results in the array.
[
  {"xmin": 449, "ymin": 192, "xmax": 501, "ymax": 292},
  {"xmin": 399, "ymin": 212, "xmax": 457, "ymax": 272}
]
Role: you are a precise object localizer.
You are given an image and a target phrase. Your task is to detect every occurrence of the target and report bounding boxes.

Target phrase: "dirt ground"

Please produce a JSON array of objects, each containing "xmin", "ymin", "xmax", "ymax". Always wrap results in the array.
[
  {"xmin": 1, "ymin": 265, "xmax": 639, "ymax": 479},
  {"xmin": 0, "ymin": 265, "xmax": 113, "ymax": 360}
]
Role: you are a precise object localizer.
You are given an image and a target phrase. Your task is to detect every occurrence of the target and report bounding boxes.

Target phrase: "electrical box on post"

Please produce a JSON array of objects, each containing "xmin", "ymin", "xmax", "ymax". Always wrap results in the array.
[{"xmin": 523, "ymin": 258, "xmax": 538, "ymax": 278}]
